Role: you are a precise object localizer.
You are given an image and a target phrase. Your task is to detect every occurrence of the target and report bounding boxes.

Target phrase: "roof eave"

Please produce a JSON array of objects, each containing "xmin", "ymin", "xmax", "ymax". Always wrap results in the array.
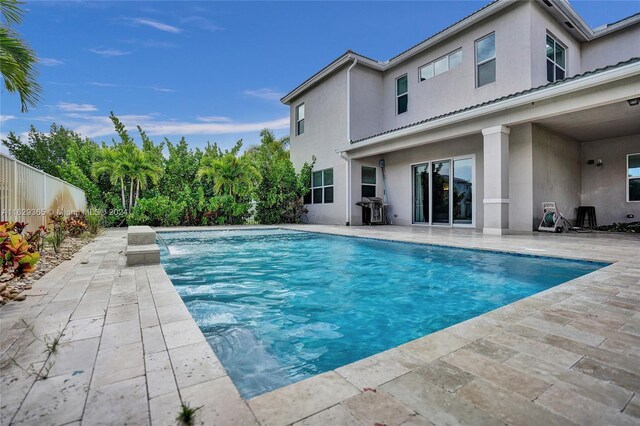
[
  {"xmin": 592, "ymin": 13, "xmax": 640, "ymax": 39},
  {"xmin": 280, "ymin": 53, "xmax": 384, "ymax": 105},
  {"xmin": 388, "ymin": 0, "xmax": 513, "ymax": 66},
  {"xmin": 549, "ymin": 0, "xmax": 594, "ymax": 41}
]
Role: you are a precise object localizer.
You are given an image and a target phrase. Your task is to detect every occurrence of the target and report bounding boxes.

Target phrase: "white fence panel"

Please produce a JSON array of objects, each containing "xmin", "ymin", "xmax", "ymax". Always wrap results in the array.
[{"xmin": 0, "ymin": 153, "xmax": 87, "ymax": 230}]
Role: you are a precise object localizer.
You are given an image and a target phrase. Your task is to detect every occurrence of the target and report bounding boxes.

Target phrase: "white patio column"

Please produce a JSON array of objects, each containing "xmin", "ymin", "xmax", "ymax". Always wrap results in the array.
[{"xmin": 482, "ymin": 125, "xmax": 510, "ymax": 235}]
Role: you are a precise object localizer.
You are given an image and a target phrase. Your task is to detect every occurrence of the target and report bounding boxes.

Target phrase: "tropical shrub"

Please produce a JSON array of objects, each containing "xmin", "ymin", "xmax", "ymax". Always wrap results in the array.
[
  {"xmin": 128, "ymin": 196, "xmax": 184, "ymax": 227},
  {"xmin": 25, "ymin": 225, "xmax": 49, "ymax": 252},
  {"xmin": 47, "ymin": 213, "xmax": 65, "ymax": 253},
  {"xmin": 0, "ymin": 222, "xmax": 40, "ymax": 277},
  {"xmin": 203, "ymin": 195, "xmax": 251, "ymax": 225},
  {"xmin": 2, "ymin": 115, "xmax": 317, "ymax": 228},
  {"xmin": 250, "ymin": 130, "xmax": 315, "ymax": 224},
  {"xmin": 85, "ymin": 209, "xmax": 102, "ymax": 235},
  {"xmin": 64, "ymin": 211, "xmax": 87, "ymax": 237}
]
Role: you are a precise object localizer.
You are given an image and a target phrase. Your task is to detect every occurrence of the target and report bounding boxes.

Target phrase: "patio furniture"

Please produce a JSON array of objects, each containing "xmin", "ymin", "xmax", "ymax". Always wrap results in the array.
[{"xmin": 576, "ymin": 206, "xmax": 597, "ymax": 229}]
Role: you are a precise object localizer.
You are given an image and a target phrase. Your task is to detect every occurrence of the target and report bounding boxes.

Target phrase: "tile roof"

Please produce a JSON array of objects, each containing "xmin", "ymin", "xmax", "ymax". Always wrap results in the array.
[{"xmin": 350, "ymin": 57, "xmax": 640, "ymax": 144}]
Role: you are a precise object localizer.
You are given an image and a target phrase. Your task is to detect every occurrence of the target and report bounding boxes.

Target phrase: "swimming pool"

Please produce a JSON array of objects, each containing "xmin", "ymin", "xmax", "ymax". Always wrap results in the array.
[{"xmin": 159, "ymin": 229, "xmax": 605, "ymax": 398}]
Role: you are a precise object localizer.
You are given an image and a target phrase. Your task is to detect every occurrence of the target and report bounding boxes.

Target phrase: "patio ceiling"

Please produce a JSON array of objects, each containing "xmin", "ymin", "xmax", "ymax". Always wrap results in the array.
[{"xmin": 534, "ymin": 100, "xmax": 640, "ymax": 142}]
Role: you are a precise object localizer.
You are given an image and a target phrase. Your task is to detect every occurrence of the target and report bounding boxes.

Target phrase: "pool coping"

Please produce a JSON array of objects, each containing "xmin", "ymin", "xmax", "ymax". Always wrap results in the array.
[
  {"xmin": 157, "ymin": 224, "xmax": 623, "ymax": 264},
  {"xmin": 152, "ymin": 225, "xmax": 639, "ymax": 425}
]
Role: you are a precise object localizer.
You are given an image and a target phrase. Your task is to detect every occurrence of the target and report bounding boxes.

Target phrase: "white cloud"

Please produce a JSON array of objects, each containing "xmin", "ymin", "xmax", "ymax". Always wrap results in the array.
[
  {"xmin": 243, "ymin": 88, "xmax": 285, "ymax": 101},
  {"xmin": 89, "ymin": 81, "xmax": 175, "ymax": 93},
  {"xmin": 196, "ymin": 116, "xmax": 232, "ymax": 123},
  {"xmin": 89, "ymin": 48, "xmax": 132, "ymax": 57},
  {"xmin": 57, "ymin": 102, "xmax": 98, "ymax": 112},
  {"xmin": 180, "ymin": 16, "xmax": 224, "ymax": 32},
  {"xmin": 48, "ymin": 113, "xmax": 289, "ymax": 138},
  {"xmin": 129, "ymin": 18, "xmax": 182, "ymax": 34},
  {"xmin": 121, "ymin": 38, "xmax": 176, "ymax": 49},
  {"xmin": 0, "ymin": 115, "xmax": 16, "ymax": 123},
  {"xmin": 39, "ymin": 57, "xmax": 64, "ymax": 66}
]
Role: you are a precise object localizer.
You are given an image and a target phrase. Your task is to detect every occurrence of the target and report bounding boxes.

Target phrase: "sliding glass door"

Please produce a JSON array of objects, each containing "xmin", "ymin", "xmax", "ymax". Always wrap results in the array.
[
  {"xmin": 431, "ymin": 160, "xmax": 450, "ymax": 224},
  {"xmin": 453, "ymin": 158, "xmax": 473, "ymax": 224},
  {"xmin": 412, "ymin": 156, "xmax": 473, "ymax": 227},
  {"xmin": 413, "ymin": 164, "xmax": 429, "ymax": 223}
]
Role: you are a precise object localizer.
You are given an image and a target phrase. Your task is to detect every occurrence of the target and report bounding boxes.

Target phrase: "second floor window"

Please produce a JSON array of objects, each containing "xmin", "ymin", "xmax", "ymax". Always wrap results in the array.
[
  {"xmin": 396, "ymin": 75, "xmax": 408, "ymax": 114},
  {"xmin": 312, "ymin": 168, "xmax": 333, "ymax": 204},
  {"xmin": 296, "ymin": 103, "xmax": 305, "ymax": 135},
  {"xmin": 546, "ymin": 35, "xmax": 566, "ymax": 82},
  {"xmin": 475, "ymin": 32, "xmax": 495, "ymax": 87},
  {"xmin": 419, "ymin": 49, "xmax": 462, "ymax": 81}
]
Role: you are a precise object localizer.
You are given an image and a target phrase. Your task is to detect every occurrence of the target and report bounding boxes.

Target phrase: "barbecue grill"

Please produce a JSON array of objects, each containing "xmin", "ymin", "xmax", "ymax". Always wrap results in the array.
[{"xmin": 356, "ymin": 197, "xmax": 386, "ymax": 225}]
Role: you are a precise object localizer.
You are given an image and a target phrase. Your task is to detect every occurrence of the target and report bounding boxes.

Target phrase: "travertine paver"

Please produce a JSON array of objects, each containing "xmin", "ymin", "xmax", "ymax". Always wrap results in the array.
[{"xmin": 0, "ymin": 225, "xmax": 639, "ymax": 425}]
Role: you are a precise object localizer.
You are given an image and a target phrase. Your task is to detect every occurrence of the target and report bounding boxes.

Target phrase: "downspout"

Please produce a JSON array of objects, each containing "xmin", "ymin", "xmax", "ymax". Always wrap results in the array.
[{"xmin": 342, "ymin": 58, "xmax": 358, "ymax": 226}]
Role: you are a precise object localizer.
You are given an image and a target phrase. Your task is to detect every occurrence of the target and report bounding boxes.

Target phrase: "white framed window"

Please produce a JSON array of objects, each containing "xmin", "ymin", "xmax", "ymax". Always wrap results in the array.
[
  {"xmin": 361, "ymin": 166, "xmax": 376, "ymax": 198},
  {"xmin": 419, "ymin": 49, "xmax": 462, "ymax": 82},
  {"xmin": 311, "ymin": 168, "xmax": 333, "ymax": 204},
  {"xmin": 475, "ymin": 32, "xmax": 496, "ymax": 87},
  {"xmin": 628, "ymin": 153, "xmax": 640, "ymax": 202},
  {"xmin": 396, "ymin": 74, "xmax": 408, "ymax": 115},
  {"xmin": 295, "ymin": 103, "xmax": 305, "ymax": 135},
  {"xmin": 546, "ymin": 34, "xmax": 566, "ymax": 82}
]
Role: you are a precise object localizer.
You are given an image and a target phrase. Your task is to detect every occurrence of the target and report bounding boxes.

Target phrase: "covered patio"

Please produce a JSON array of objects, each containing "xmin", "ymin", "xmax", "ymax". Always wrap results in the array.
[{"xmin": 338, "ymin": 58, "xmax": 640, "ymax": 234}]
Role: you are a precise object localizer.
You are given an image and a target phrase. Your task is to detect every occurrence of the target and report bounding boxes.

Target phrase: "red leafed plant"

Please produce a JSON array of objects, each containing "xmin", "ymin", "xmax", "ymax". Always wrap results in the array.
[
  {"xmin": 0, "ymin": 222, "xmax": 40, "ymax": 278},
  {"xmin": 25, "ymin": 225, "xmax": 49, "ymax": 253},
  {"xmin": 64, "ymin": 212, "xmax": 87, "ymax": 237}
]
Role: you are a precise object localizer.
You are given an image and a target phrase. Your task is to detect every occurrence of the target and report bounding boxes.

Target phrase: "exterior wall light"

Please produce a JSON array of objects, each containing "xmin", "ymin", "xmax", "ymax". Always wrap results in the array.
[{"xmin": 628, "ymin": 98, "xmax": 640, "ymax": 106}]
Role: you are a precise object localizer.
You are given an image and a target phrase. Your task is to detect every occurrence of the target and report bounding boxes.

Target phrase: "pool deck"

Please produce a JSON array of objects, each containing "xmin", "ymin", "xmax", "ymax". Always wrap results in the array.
[{"xmin": 0, "ymin": 225, "xmax": 638, "ymax": 425}]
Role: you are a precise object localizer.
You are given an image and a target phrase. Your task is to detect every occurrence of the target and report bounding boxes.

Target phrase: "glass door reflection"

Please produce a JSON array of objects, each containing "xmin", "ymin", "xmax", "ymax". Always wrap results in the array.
[
  {"xmin": 453, "ymin": 158, "xmax": 473, "ymax": 224},
  {"xmin": 413, "ymin": 163, "xmax": 429, "ymax": 223},
  {"xmin": 431, "ymin": 160, "xmax": 450, "ymax": 224}
]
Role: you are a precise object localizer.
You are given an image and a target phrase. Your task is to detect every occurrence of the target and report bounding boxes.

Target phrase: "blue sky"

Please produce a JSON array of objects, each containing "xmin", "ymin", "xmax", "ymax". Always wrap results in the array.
[{"xmin": 1, "ymin": 0, "xmax": 639, "ymax": 153}]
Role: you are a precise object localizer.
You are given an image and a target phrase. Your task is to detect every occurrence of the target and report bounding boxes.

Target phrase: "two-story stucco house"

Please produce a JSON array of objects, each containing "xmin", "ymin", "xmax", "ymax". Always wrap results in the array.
[{"xmin": 282, "ymin": 0, "xmax": 640, "ymax": 234}]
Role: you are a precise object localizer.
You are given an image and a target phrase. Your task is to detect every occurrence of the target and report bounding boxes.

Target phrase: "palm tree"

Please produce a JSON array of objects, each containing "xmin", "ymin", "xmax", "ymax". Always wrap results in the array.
[
  {"xmin": 245, "ymin": 129, "xmax": 290, "ymax": 163},
  {"xmin": 197, "ymin": 153, "xmax": 260, "ymax": 200},
  {"xmin": 0, "ymin": 0, "xmax": 41, "ymax": 112},
  {"xmin": 128, "ymin": 148, "xmax": 163, "ymax": 208},
  {"xmin": 92, "ymin": 146, "xmax": 129, "ymax": 211}
]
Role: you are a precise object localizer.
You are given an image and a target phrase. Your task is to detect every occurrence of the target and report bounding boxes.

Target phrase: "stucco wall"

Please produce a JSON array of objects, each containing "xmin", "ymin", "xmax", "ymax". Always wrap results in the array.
[
  {"xmin": 581, "ymin": 25, "xmax": 640, "ymax": 73},
  {"xmin": 529, "ymin": 1, "xmax": 582, "ymax": 87},
  {"xmin": 531, "ymin": 124, "xmax": 581, "ymax": 228},
  {"xmin": 508, "ymin": 124, "xmax": 534, "ymax": 232},
  {"xmin": 377, "ymin": 1, "xmax": 534, "ymax": 134},
  {"xmin": 289, "ymin": 68, "xmax": 348, "ymax": 225},
  {"xmin": 580, "ymin": 134, "xmax": 640, "ymax": 225},
  {"xmin": 377, "ymin": 134, "xmax": 484, "ymax": 227},
  {"xmin": 350, "ymin": 66, "xmax": 384, "ymax": 142}
]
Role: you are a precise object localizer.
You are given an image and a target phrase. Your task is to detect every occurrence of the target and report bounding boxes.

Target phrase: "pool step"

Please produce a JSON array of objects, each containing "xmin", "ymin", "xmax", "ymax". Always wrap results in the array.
[
  {"xmin": 128, "ymin": 225, "xmax": 158, "ymax": 245},
  {"xmin": 126, "ymin": 244, "xmax": 161, "ymax": 266},
  {"xmin": 126, "ymin": 226, "xmax": 160, "ymax": 266}
]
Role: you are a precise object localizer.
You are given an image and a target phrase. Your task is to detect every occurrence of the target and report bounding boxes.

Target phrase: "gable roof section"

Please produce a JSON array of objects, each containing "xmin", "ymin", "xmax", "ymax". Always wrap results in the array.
[
  {"xmin": 349, "ymin": 57, "xmax": 640, "ymax": 144},
  {"xmin": 281, "ymin": 0, "xmax": 640, "ymax": 105},
  {"xmin": 280, "ymin": 50, "xmax": 382, "ymax": 105}
]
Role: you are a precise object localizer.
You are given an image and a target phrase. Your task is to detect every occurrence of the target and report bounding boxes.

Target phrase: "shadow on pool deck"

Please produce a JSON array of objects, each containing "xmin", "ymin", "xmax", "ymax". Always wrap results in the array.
[{"xmin": 0, "ymin": 225, "xmax": 638, "ymax": 425}]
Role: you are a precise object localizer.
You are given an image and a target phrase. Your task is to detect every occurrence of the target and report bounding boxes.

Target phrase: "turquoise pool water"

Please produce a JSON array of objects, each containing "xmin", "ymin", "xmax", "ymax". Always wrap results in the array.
[{"xmin": 159, "ymin": 229, "xmax": 605, "ymax": 398}]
